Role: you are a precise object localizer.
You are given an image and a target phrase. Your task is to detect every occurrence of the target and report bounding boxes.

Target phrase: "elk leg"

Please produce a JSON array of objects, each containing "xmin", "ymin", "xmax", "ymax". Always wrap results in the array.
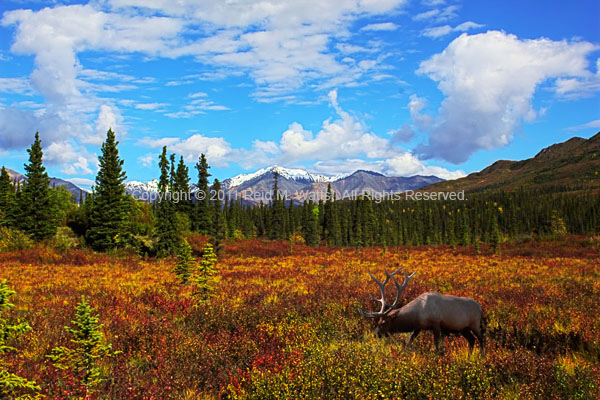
[
  {"xmin": 472, "ymin": 327, "xmax": 485, "ymax": 357},
  {"xmin": 462, "ymin": 329, "xmax": 476, "ymax": 356},
  {"xmin": 433, "ymin": 326, "xmax": 442, "ymax": 353},
  {"xmin": 406, "ymin": 329, "xmax": 421, "ymax": 349}
]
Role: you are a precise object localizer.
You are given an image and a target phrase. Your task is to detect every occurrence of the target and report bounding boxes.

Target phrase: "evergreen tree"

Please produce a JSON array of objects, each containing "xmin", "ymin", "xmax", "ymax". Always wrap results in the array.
[
  {"xmin": 175, "ymin": 240, "xmax": 194, "ymax": 284},
  {"xmin": 193, "ymin": 243, "xmax": 218, "ymax": 303},
  {"xmin": 194, "ymin": 154, "xmax": 212, "ymax": 234},
  {"xmin": 87, "ymin": 129, "xmax": 128, "ymax": 251},
  {"xmin": 269, "ymin": 171, "xmax": 286, "ymax": 240},
  {"xmin": 0, "ymin": 167, "xmax": 14, "ymax": 227},
  {"xmin": 154, "ymin": 146, "xmax": 179, "ymax": 257},
  {"xmin": 459, "ymin": 209, "xmax": 470, "ymax": 246},
  {"xmin": 0, "ymin": 280, "xmax": 40, "ymax": 398},
  {"xmin": 491, "ymin": 213, "xmax": 501, "ymax": 253},
  {"xmin": 48, "ymin": 297, "xmax": 118, "ymax": 396},
  {"xmin": 212, "ymin": 179, "xmax": 225, "ymax": 254},
  {"xmin": 19, "ymin": 132, "xmax": 59, "ymax": 240},
  {"xmin": 323, "ymin": 184, "xmax": 341, "ymax": 246},
  {"xmin": 302, "ymin": 200, "xmax": 319, "ymax": 247},
  {"xmin": 174, "ymin": 156, "xmax": 191, "ymax": 209}
]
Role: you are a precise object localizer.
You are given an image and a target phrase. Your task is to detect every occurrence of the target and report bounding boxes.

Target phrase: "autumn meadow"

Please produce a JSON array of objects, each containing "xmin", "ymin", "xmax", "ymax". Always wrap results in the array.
[{"xmin": 1, "ymin": 236, "xmax": 598, "ymax": 399}]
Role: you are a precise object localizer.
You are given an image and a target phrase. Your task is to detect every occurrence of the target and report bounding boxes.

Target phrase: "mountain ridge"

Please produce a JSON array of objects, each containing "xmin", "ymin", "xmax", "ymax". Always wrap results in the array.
[{"xmin": 422, "ymin": 132, "xmax": 600, "ymax": 192}]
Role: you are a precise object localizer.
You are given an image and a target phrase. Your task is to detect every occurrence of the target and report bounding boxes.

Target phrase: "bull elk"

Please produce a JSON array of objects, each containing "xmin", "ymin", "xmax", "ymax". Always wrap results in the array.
[{"xmin": 359, "ymin": 267, "xmax": 484, "ymax": 356}]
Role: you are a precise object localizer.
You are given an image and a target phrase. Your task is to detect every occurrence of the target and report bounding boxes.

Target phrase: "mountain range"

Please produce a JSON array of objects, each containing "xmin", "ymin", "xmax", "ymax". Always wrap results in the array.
[
  {"xmin": 5, "ymin": 167, "xmax": 86, "ymax": 199},
  {"xmin": 123, "ymin": 167, "xmax": 443, "ymax": 204}
]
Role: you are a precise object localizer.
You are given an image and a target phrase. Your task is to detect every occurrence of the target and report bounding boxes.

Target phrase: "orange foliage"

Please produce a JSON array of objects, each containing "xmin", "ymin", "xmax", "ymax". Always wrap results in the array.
[{"xmin": 1, "ymin": 237, "xmax": 598, "ymax": 399}]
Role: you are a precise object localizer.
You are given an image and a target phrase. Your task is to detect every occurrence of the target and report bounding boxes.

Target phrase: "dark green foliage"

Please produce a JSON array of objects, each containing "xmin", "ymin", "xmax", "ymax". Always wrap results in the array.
[
  {"xmin": 302, "ymin": 200, "xmax": 319, "ymax": 247},
  {"xmin": 269, "ymin": 171, "xmax": 286, "ymax": 240},
  {"xmin": 47, "ymin": 297, "xmax": 118, "ymax": 395},
  {"xmin": 175, "ymin": 239, "xmax": 194, "ymax": 284},
  {"xmin": 0, "ymin": 167, "xmax": 15, "ymax": 227},
  {"xmin": 87, "ymin": 129, "xmax": 129, "ymax": 251},
  {"xmin": 154, "ymin": 147, "xmax": 180, "ymax": 257},
  {"xmin": 323, "ymin": 184, "xmax": 341, "ymax": 246},
  {"xmin": 0, "ymin": 280, "xmax": 40, "ymax": 398},
  {"xmin": 491, "ymin": 214, "xmax": 501, "ymax": 253},
  {"xmin": 212, "ymin": 179, "xmax": 225, "ymax": 254},
  {"xmin": 174, "ymin": 156, "xmax": 192, "ymax": 215},
  {"xmin": 18, "ymin": 132, "xmax": 59, "ymax": 240},
  {"xmin": 193, "ymin": 153, "xmax": 212, "ymax": 234}
]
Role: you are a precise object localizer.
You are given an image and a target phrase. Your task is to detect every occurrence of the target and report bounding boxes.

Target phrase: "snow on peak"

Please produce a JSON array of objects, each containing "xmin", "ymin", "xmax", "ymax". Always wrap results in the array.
[{"xmin": 224, "ymin": 165, "xmax": 332, "ymax": 188}]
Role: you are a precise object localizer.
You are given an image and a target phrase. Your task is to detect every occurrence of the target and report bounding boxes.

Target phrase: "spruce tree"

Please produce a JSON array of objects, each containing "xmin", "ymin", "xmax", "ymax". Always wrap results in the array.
[
  {"xmin": 154, "ymin": 146, "xmax": 179, "ymax": 257},
  {"xmin": 212, "ymin": 179, "xmax": 225, "ymax": 254},
  {"xmin": 87, "ymin": 129, "xmax": 128, "ymax": 251},
  {"xmin": 302, "ymin": 200, "xmax": 319, "ymax": 247},
  {"xmin": 19, "ymin": 132, "xmax": 59, "ymax": 240},
  {"xmin": 194, "ymin": 154, "xmax": 212, "ymax": 234},
  {"xmin": 323, "ymin": 184, "xmax": 341, "ymax": 246},
  {"xmin": 174, "ymin": 156, "xmax": 191, "ymax": 213},
  {"xmin": 48, "ymin": 297, "xmax": 118, "ymax": 396},
  {"xmin": 192, "ymin": 243, "xmax": 218, "ymax": 303},
  {"xmin": 269, "ymin": 171, "xmax": 286, "ymax": 240},
  {"xmin": 175, "ymin": 240, "xmax": 194, "ymax": 284},
  {"xmin": 0, "ymin": 167, "xmax": 14, "ymax": 227}
]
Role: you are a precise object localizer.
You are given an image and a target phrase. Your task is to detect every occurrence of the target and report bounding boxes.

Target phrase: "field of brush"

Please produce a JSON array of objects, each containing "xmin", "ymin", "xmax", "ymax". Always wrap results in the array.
[{"xmin": 2, "ymin": 237, "xmax": 599, "ymax": 399}]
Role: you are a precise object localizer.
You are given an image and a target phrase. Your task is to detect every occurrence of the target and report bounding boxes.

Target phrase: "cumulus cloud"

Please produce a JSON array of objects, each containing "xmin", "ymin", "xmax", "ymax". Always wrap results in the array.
[
  {"xmin": 278, "ymin": 89, "xmax": 391, "ymax": 163},
  {"xmin": 44, "ymin": 141, "xmax": 95, "ymax": 175},
  {"xmin": 140, "ymin": 134, "xmax": 233, "ymax": 167},
  {"xmin": 416, "ymin": 31, "xmax": 599, "ymax": 163}
]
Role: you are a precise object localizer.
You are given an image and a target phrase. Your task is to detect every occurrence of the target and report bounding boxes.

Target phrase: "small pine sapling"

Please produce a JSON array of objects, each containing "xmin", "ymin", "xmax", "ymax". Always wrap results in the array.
[
  {"xmin": 47, "ymin": 296, "xmax": 119, "ymax": 396},
  {"xmin": 192, "ymin": 243, "xmax": 219, "ymax": 303},
  {"xmin": 175, "ymin": 239, "xmax": 195, "ymax": 284},
  {"xmin": 0, "ymin": 280, "xmax": 40, "ymax": 398}
]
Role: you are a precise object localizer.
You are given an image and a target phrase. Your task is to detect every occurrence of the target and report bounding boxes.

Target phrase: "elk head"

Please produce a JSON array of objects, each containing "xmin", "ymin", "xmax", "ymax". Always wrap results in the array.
[{"xmin": 358, "ymin": 266, "xmax": 416, "ymax": 337}]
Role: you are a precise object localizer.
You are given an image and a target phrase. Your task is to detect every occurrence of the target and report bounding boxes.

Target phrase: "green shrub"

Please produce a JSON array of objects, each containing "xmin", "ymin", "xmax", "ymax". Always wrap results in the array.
[{"xmin": 0, "ymin": 227, "xmax": 34, "ymax": 252}]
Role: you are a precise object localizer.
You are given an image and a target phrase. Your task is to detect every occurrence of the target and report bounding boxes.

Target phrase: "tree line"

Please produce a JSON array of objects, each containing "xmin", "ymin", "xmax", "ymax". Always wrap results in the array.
[{"xmin": 1, "ymin": 130, "xmax": 598, "ymax": 256}]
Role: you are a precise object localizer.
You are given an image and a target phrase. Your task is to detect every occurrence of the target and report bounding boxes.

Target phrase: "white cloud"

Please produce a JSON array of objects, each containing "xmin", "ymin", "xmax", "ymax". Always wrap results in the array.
[
  {"xmin": 361, "ymin": 22, "xmax": 399, "ymax": 31},
  {"xmin": 80, "ymin": 104, "xmax": 125, "ymax": 146},
  {"xmin": 416, "ymin": 31, "xmax": 599, "ymax": 163},
  {"xmin": 0, "ymin": 77, "xmax": 33, "ymax": 95},
  {"xmin": 135, "ymin": 102, "xmax": 168, "ymax": 110},
  {"xmin": 565, "ymin": 119, "xmax": 600, "ymax": 131},
  {"xmin": 278, "ymin": 89, "xmax": 391, "ymax": 163},
  {"xmin": 67, "ymin": 177, "xmax": 95, "ymax": 188},
  {"xmin": 422, "ymin": 21, "xmax": 483, "ymax": 38},
  {"xmin": 140, "ymin": 134, "xmax": 233, "ymax": 167},
  {"xmin": 44, "ymin": 141, "xmax": 94, "ymax": 175},
  {"xmin": 413, "ymin": 5, "xmax": 458, "ymax": 22},
  {"xmin": 137, "ymin": 153, "xmax": 156, "ymax": 168}
]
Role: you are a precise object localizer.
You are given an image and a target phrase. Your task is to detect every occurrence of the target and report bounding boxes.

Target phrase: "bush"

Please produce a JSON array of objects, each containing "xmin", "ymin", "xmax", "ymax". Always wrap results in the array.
[
  {"xmin": 0, "ymin": 227, "xmax": 34, "ymax": 252},
  {"xmin": 48, "ymin": 226, "xmax": 80, "ymax": 253}
]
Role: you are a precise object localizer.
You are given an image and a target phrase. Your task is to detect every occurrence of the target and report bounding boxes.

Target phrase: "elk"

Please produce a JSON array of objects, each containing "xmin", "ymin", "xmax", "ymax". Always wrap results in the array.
[{"xmin": 359, "ymin": 267, "xmax": 484, "ymax": 356}]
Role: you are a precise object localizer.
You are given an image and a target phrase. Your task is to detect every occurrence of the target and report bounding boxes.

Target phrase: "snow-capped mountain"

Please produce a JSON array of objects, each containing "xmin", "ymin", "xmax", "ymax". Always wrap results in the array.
[
  {"xmin": 223, "ymin": 165, "xmax": 332, "ymax": 189},
  {"xmin": 124, "ymin": 179, "xmax": 160, "ymax": 201}
]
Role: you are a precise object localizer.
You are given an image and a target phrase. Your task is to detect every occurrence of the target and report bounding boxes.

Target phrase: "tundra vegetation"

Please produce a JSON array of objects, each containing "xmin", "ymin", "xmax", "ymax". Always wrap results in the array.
[{"xmin": 0, "ymin": 238, "xmax": 598, "ymax": 399}]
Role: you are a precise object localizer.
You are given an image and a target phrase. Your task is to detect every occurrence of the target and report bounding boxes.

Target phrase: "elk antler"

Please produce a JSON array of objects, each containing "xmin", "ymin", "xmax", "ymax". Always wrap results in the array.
[{"xmin": 358, "ymin": 266, "xmax": 416, "ymax": 319}]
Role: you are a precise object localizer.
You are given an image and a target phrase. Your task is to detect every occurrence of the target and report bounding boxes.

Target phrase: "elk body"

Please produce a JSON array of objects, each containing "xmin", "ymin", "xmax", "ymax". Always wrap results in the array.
[{"xmin": 359, "ymin": 267, "xmax": 484, "ymax": 356}]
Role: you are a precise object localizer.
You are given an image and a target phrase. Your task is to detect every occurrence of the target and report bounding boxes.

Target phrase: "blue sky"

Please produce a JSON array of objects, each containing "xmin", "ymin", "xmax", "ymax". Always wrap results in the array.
[{"xmin": 0, "ymin": 0, "xmax": 598, "ymax": 188}]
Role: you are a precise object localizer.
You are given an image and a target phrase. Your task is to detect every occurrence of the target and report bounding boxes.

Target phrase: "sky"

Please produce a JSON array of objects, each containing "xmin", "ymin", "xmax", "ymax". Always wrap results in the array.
[{"xmin": 0, "ymin": 0, "xmax": 599, "ymax": 188}]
